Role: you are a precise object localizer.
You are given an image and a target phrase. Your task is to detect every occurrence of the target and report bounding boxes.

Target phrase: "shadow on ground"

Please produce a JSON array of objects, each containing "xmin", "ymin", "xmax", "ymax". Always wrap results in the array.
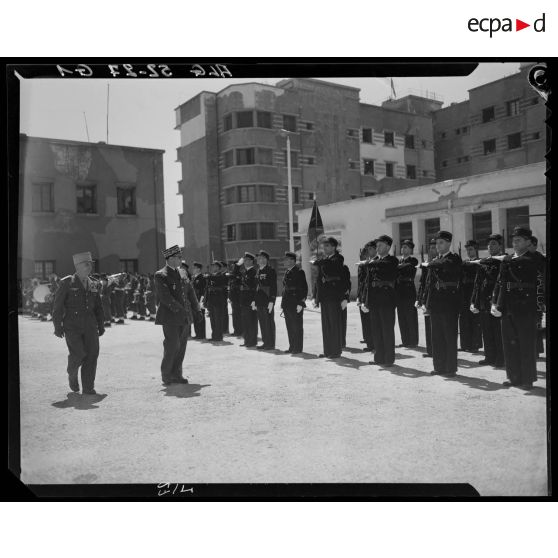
[
  {"xmin": 51, "ymin": 392, "xmax": 108, "ymax": 410},
  {"xmin": 289, "ymin": 352, "xmax": 320, "ymax": 360},
  {"xmin": 161, "ymin": 383, "xmax": 211, "ymax": 398}
]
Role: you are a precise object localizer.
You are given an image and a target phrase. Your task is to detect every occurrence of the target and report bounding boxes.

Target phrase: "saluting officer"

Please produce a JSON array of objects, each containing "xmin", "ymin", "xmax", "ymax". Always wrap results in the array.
[
  {"xmin": 52, "ymin": 252, "xmax": 105, "ymax": 394},
  {"xmin": 460, "ymin": 240, "xmax": 482, "ymax": 353},
  {"xmin": 491, "ymin": 227, "xmax": 543, "ymax": 389},
  {"xmin": 362, "ymin": 235, "xmax": 398, "ymax": 367},
  {"xmin": 281, "ymin": 251, "xmax": 308, "ymax": 354},
  {"xmin": 254, "ymin": 250, "xmax": 277, "ymax": 350},
  {"xmin": 154, "ymin": 245, "xmax": 201, "ymax": 385},
  {"xmin": 312, "ymin": 236, "xmax": 349, "ymax": 359},
  {"xmin": 227, "ymin": 261, "xmax": 244, "ymax": 336},
  {"xmin": 469, "ymin": 234, "xmax": 505, "ymax": 367},
  {"xmin": 204, "ymin": 261, "xmax": 228, "ymax": 342},
  {"xmin": 421, "ymin": 231, "xmax": 462, "ymax": 377},
  {"xmin": 218, "ymin": 261, "xmax": 230, "ymax": 335},
  {"xmin": 240, "ymin": 252, "xmax": 259, "ymax": 347},
  {"xmin": 396, "ymin": 239, "xmax": 419, "ymax": 348},
  {"xmin": 191, "ymin": 262, "xmax": 207, "ymax": 339}
]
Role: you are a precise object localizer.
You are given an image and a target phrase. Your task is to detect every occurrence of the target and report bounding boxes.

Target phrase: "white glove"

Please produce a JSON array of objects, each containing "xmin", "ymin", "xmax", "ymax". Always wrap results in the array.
[
  {"xmin": 490, "ymin": 304, "xmax": 502, "ymax": 318},
  {"xmin": 470, "ymin": 304, "xmax": 480, "ymax": 314},
  {"xmin": 250, "ymin": 301, "xmax": 256, "ymax": 311},
  {"xmin": 312, "ymin": 299, "xmax": 318, "ymax": 309},
  {"xmin": 414, "ymin": 301, "xmax": 420, "ymax": 309},
  {"xmin": 267, "ymin": 302, "xmax": 274, "ymax": 314},
  {"xmin": 296, "ymin": 305, "xmax": 303, "ymax": 313},
  {"xmin": 341, "ymin": 300, "xmax": 348, "ymax": 310},
  {"xmin": 361, "ymin": 305, "xmax": 369, "ymax": 313}
]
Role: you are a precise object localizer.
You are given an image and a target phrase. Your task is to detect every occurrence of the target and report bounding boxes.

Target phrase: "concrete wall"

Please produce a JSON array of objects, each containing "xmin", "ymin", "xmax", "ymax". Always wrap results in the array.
[{"xmin": 19, "ymin": 136, "xmax": 166, "ymax": 278}]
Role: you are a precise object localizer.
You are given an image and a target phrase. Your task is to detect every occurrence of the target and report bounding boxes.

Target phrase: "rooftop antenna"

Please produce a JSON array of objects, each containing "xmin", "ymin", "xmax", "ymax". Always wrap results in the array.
[
  {"xmin": 106, "ymin": 83, "xmax": 110, "ymax": 143},
  {"xmin": 83, "ymin": 111, "xmax": 90, "ymax": 142}
]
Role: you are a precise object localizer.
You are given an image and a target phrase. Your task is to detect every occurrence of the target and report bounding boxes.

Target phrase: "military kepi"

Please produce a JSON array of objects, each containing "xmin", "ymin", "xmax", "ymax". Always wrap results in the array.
[
  {"xmin": 401, "ymin": 239, "xmax": 414, "ymax": 249},
  {"xmin": 193, "ymin": 261, "xmax": 203, "ymax": 269},
  {"xmin": 375, "ymin": 234, "xmax": 393, "ymax": 246},
  {"xmin": 321, "ymin": 236, "xmax": 338, "ymax": 247},
  {"xmin": 163, "ymin": 245, "xmax": 182, "ymax": 259},
  {"xmin": 73, "ymin": 251, "xmax": 94, "ymax": 266},
  {"xmin": 465, "ymin": 239, "xmax": 478, "ymax": 248},
  {"xmin": 435, "ymin": 231, "xmax": 453, "ymax": 242},
  {"xmin": 487, "ymin": 233, "xmax": 503, "ymax": 243},
  {"xmin": 512, "ymin": 226, "xmax": 532, "ymax": 239},
  {"xmin": 244, "ymin": 252, "xmax": 255, "ymax": 260},
  {"xmin": 284, "ymin": 251, "xmax": 297, "ymax": 259},
  {"xmin": 258, "ymin": 250, "xmax": 270, "ymax": 259}
]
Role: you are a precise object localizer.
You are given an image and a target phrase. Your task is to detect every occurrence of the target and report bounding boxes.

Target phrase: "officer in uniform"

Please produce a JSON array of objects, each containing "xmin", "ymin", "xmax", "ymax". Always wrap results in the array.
[
  {"xmin": 421, "ymin": 231, "xmax": 462, "ymax": 377},
  {"xmin": 460, "ymin": 240, "xmax": 482, "ymax": 352},
  {"xmin": 357, "ymin": 241, "xmax": 376, "ymax": 351},
  {"xmin": 416, "ymin": 238, "xmax": 438, "ymax": 357},
  {"xmin": 191, "ymin": 262, "xmax": 207, "ymax": 339},
  {"xmin": 312, "ymin": 237, "xmax": 350, "ymax": 359},
  {"xmin": 52, "ymin": 252, "xmax": 105, "ymax": 394},
  {"xmin": 341, "ymin": 264, "xmax": 351, "ymax": 349},
  {"xmin": 281, "ymin": 251, "xmax": 308, "ymax": 354},
  {"xmin": 204, "ymin": 261, "xmax": 228, "ymax": 341},
  {"xmin": 491, "ymin": 227, "xmax": 542, "ymax": 389},
  {"xmin": 227, "ymin": 261, "xmax": 244, "ymax": 336},
  {"xmin": 254, "ymin": 250, "xmax": 277, "ymax": 350},
  {"xmin": 154, "ymin": 245, "xmax": 201, "ymax": 385},
  {"xmin": 144, "ymin": 274, "xmax": 157, "ymax": 321},
  {"xmin": 395, "ymin": 239, "xmax": 419, "ymax": 348},
  {"xmin": 362, "ymin": 235, "xmax": 398, "ymax": 366},
  {"xmin": 240, "ymin": 252, "xmax": 259, "ymax": 347},
  {"xmin": 100, "ymin": 274, "xmax": 114, "ymax": 328},
  {"xmin": 218, "ymin": 261, "xmax": 230, "ymax": 335},
  {"xmin": 112, "ymin": 275, "xmax": 126, "ymax": 324},
  {"xmin": 470, "ymin": 234, "xmax": 505, "ymax": 367}
]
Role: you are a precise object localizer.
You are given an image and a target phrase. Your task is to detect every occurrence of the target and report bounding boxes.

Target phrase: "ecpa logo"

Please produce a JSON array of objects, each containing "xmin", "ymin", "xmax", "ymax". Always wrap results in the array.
[{"xmin": 468, "ymin": 13, "xmax": 546, "ymax": 37}]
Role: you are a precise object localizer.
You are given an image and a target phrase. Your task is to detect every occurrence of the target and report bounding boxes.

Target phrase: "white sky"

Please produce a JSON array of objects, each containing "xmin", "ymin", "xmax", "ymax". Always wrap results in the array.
[{"xmin": 19, "ymin": 62, "xmax": 520, "ymax": 247}]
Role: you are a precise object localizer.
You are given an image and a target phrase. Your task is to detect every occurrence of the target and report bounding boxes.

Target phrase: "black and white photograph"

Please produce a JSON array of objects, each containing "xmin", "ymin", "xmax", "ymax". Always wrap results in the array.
[{"xmin": 8, "ymin": 60, "xmax": 549, "ymax": 498}]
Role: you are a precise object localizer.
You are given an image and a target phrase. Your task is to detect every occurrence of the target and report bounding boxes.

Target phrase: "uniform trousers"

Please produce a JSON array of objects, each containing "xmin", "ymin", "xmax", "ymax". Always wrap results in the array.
[
  {"xmin": 65, "ymin": 327, "xmax": 100, "ymax": 391},
  {"xmin": 501, "ymin": 310, "xmax": 538, "ymax": 385},
  {"xmin": 231, "ymin": 299, "xmax": 243, "ymax": 335},
  {"xmin": 193, "ymin": 308, "xmax": 206, "ymax": 338},
  {"xmin": 284, "ymin": 306, "xmax": 304, "ymax": 353},
  {"xmin": 341, "ymin": 307, "xmax": 347, "ymax": 347},
  {"xmin": 370, "ymin": 305, "xmax": 396, "ymax": 365},
  {"xmin": 480, "ymin": 312, "xmax": 504, "ymax": 366},
  {"xmin": 241, "ymin": 306, "xmax": 258, "ymax": 346},
  {"xmin": 207, "ymin": 303, "xmax": 224, "ymax": 341},
  {"xmin": 396, "ymin": 297, "xmax": 419, "ymax": 346},
  {"xmin": 431, "ymin": 310, "xmax": 458, "ymax": 374},
  {"xmin": 424, "ymin": 315, "xmax": 432, "ymax": 356},
  {"xmin": 257, "ymin": 305, "xmax": 276, "ymax": 348},
  {"xmin": 320, "ymin": 299, "xmax": 343, "ymax": 357},
  {"xmin": 222, "ymin": 301, "xmax": 230, "ymax": 334},
  {"xmin": 459, "ymin": 308, "xmax": 482, "ymax": 351},
  {"xmin": 161, "ymin": 323, "xmax": 188, "ymax": 382},
  {"xmin": 360, "ymin": 307, "xmax": 373, "ymax": 349}
]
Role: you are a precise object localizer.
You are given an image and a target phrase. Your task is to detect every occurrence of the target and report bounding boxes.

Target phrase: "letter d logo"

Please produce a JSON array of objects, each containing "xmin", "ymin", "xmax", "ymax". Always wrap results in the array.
[{"xmin": 534, "ymin": 13, "xmax": 545, "ymax": 32}]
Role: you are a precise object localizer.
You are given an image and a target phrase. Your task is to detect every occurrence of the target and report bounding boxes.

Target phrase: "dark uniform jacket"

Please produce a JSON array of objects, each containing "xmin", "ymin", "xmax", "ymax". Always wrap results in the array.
[
  {"xmin": 424, "ymin": 252, "xmax": 462, "ymax": 313},
  {"xmin": 492, "ymin": 251, "xmax": 543, "ymax": 314},
  {"xmin": 396, "ymin": 256, "xmax": 418, "ymax": 300},
  {"xmin": 471, "ymin": 257, "xmax": 502, "ymax": 312},
  {"xmin": 281, "ymin": 265, "xmax": 308, "ymax": 309},
  {"xmin": 357, "ymin": 261, "xmax": 369, "ymax": 303},
  {"xmin": 204, "ymin": 272, "xmax": 228, "ymax": 305},
  {"xmin": 254, "ymin": 265, "xmax": 277, "ymax": 307},
  {"xmin": 52, "ymin": 274, "xmax": 105, "ymax": 334},
  {"xmin": 312, "ymin": 251, "xmax": 349, "ymax": 306},
  {"xmin": 364, "ymin": 254, "xmax": 399, "ymax": 308},
  {"xmin": 240, "ymin": 266, "xmax": 258, "ymax": 307},
  {"xmin": 192, "ymin": 273, "xmax": 207, "ymax": 302},
  {"xmin": 154, "ymin": 265, "xmax": 200, "ymax": 326},
  {"xmin": 461, "ymin": 258, "xmax": 480, "ymax": 309},
  {"xmin": 227, "ymin": 264, "xmax": 243, "ymax": 303}
]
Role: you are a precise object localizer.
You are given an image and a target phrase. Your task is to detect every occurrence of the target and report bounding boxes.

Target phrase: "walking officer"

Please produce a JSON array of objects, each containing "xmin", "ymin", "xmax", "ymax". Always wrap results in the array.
[
  {"xmin": 491, "ymin": 227, "xmax": 543, "ymax": 389},
  {"xmin": 191, "ymin": 262, "xmax": 207, "ymax": 339},
  {"xmin": 52, "ymin": 252, "xmax": 105, "ymax": 394},
  {"xmin": 254, "ymin": 250, "xmax": 277, "ymax": 350},
  {"xmin": 281, "ymin": 251, "xmax": 308, "ymax": 354},
  {"xmin": 469, "ymin": 234, "xmax": 505, "ymax": 367},
  {"xmin": 204, "ymin": 261, "xmax": 228, "ymax": 342},
  {"xmin": 312, "ymin": 237, "xmax": 350, "ymax": 359},
  {"xmin": 421, "ymin": 231, "xmax": 462, "ymax": 377},
  {"xmin": 395, "ymin": 239, "xmax": 419, "ymax": 348},
  {"xmin": 460, "ymin": 240, "xmax": 482, "ymax": 352},
  {"xmin": 154, "ymin": 245, "xmax": 201, "ymax": 385},
  {"xmin": 240, "ymin": 252, "xmax": 259, "ymax": 347},
  {"xmin": 362, "ymin": 235, "xmax": 398, "ymax": 367}
]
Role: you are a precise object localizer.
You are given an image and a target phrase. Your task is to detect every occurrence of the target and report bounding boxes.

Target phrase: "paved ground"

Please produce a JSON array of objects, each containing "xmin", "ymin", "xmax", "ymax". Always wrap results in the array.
[{"xmin": 17, "ymin": 301, "xmax": 548, "ymax": 495}]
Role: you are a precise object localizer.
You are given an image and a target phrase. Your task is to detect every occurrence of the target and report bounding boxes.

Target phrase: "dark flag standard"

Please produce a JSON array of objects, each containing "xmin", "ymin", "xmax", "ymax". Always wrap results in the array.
[{"xmin": 308, "ymin": 199, "xmax": 324, "ymax": 255}]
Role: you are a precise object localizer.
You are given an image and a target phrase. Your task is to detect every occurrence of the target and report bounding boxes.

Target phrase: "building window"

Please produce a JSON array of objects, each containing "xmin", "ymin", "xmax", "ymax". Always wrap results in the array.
[
  {"xmin": 292, "ymin": 187, "xmax": 300, "ymax": 204},
  {"xmin": 34, "ymin": 260, "xmax": 55, "ymax": 279},
  {"xmin": 532, "ymin": 132, "xmax": 541, "ymax": 140},
  {"xmin": 482, "ymin": 106, "xmax": 495, "ymax": 123},
  {"xmin": 347, "ymin": 129, "xmax": 358, "ymax": 138},
  {"xmin": 385, "ymin": 162, "xmax": 394, "ymax": 177},
  {"xmin": 463, "ymin": 155, "xmax": 470, "ymax": 162},
  {"xmin": 225, "ymin": 187, "xmax": 236, "ymax": 205},
  {"xmin": 305, "ymin": 122, "xmax": 314, "ymax": 131},
  {"xmin": 384, "ymin": 131, "xmax": 394, "ymax": 146},
  {"xmin": 260, "ymin": 222, "xmax": 276, "ymax": 239},
  {"xmin": 259, "ymin": 185, "xmax": 274, "ymax": 202},
  {"xmin": 399, "ymin": 221, "xmax": 413, "ymax": 242},
  {"xmin": 223, "ymin": 150, "xmax": 234, "ymax": 168},
  {"xmin": 455, "ymin": 128, "xmax": 461, "ymax": 135},
  {"xmin": 283, "ymin": 150, "xmax": 299, "ymax": 168},
  {"xmin": 76, "ymin": 184, "xmax": 97, "ymax": 214},
  {"xmin": 483, "ymin": 139, "xmax": 496, "ymax": 155},
  {"xmin": 224, "ymin": 114, "xmax": 233, "ymax": 131},
  {"xmin": 305, "ymin": 156, "xmax": 315, "ymax": 165},
  {"xmin": 362, "ymin": 128, "xmax": 372, "ymax": 143},
  {"xmin": 258, "ymin": 148, "xmax": 273, "ymax": 166},
  {"xmin": 506, "ymin": 206, "xmax": 529, "ymax": 246},
  {"xmin": 442, "ymin": 160, "xmax": 448, "ymax": 167},
  {"xmin": 472, "ymin": 211, "xmax": 492, "ymax": 250},
  {"xmin": 507, "ymin": 132, "xmax": 522, "ymax": 150},
  {"xmin": 238, "ymin": 185, "xmax": 257, "ymax": 203},
  {"xmin": 422, "ymin": 170, "xmax": 428, "ymax": 177},
  {"xmin": 283, "ymin": 114, "xmax": 297, "ymax": 132},
  {"xmin": 236, "ymin": 148, "xmax": 255, "ymax": 165},
  {"xmin": 461, "ymin": 126, "xmax": 469, "ymax": 134},
  {"xmin": 120, "ymin": 259, "xmax": 138, "ymax": 273},
  {"xmin": 308, "ymin": 192, "xmax": 315, "ymax": 201},
  {"xmin": 32, "ymin": 182, "xmax": 54, "ymax": 212},
  {"xmin": 256, "ymin": 111, "xmax": 272, "ymax": 128},
  {"xmin": 236, "ymin": 111, "xmax": 254, "ymax": 128},
  {"xmin": 425, "ymin": 217, "xmax": 440, "ymax": 241},
  {"xmin": 226, "ymin": 224, "xmax": 236, "ymax": 242},
  {"xmin": 293, "ymin": 222, "xmax": 299, "ymax": 233},
  {"xmin": 240, "ymin": 222, "xmax": 258, "ymax": 240},
  {"xmin": 405, "ymin": 134, "xmax": 415, "ymax": 149},
  {"xmin": 406, "ymin": 165, "xmax": 416, "ymax": 179},
  {"xmin": 348, "ymin": 161, "xmax": 359, "ymax": 170},
  {"xmin": 363, "ymin": 159, "xmax": 375, "ymax": 175},
  {"xmin": 441, "ymin": 132, "xmax": 446, "ymax": 139},
  {"xmin": 506, "ymin": 99, "xmax": 520, "ymax": 117},
  {"xmin": 117, "ymin": 186, "xmax": 136, "ymax": 215}
]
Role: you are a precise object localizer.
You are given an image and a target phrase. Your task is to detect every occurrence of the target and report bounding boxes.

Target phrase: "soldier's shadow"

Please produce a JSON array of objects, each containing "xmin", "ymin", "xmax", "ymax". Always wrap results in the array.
[
  {"xmin": 342, "ymin": 346, "xmax": 369, "ymax": 354},
  {"xmin": 161, "ymin": 383, "xmax": 211, "ymax": 399},
  {"xmin": 331, "ymin": 355, "xmax": 370, "ymax": 370},
  {"xmin": 386, "ymin": 363, "xmax": 432, "ymax": 378},
  {"xmin": 51, "ymin": 392, "xmax": 107, "ymax": 410},
  {"xmin": 442, "ymin": 374, "xmax": 510, "ymax": 392},
  {"xmin": 457, "ymin": 358, "xmax": 484, "ymax": 369},
  {"xmin": 290, "ymin": 352, "xmax": 320, "ymax": 360}
]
